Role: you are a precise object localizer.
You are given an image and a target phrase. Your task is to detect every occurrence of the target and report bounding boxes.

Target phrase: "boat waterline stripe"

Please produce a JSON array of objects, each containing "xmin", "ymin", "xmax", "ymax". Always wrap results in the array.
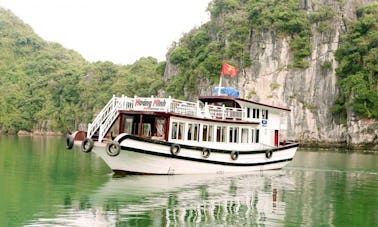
[
  {"xmin": 117, "ymin": 134, "xmax": 299, "ymax": 155},
  {"xmin": 120, "ymin": 145, "xmax": 293, "ymax": 167}
]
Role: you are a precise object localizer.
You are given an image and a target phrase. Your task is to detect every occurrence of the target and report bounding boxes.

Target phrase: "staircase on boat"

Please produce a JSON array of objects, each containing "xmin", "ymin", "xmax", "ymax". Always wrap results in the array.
[{"xmin": 87, "ymin": 95, "xmax": 247, "ymax": 142}]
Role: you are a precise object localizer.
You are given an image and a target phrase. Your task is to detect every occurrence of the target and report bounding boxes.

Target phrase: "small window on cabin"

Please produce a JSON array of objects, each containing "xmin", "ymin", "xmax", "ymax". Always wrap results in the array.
[
  {"xmin": 262, "ymin": 110, "xmax": 269, "ymax": 120},
  {"xmin": 216, "ymin": 126, "xmax": 226, "ymax": 142},
  {"xmin": 171, "ymin": 122, "xmax": 178, "ymax": 139},
  {"xmin": 142, "ymin": 123, "xmax": 151, "ymax": 136},
  {"xmin": 255, "ymin": 129, "xmax": 260, "ymax": 143},
  {"xmin": 202, "ymin": 125, "xmax": 208, "ymax": 142},
  {"xmin": 247, "ymin": 107, "xmax": 251, "ymax": 118},
  {"xmin": 229, "ymin": 127, "xmax": 239, "ymax": 143},
  {"xmin": 194, "ymin": 124, "xmax": 199, "ymax": 141},
  {"xmin": 133, "ymin": 122, "xmax": 139, "ymax": 135},
  {"xmin": 241, "ymin": 128, "xmax": 249, "ymax": 143},
  {"xmin": 253, "ymin": 109, "xmax": 260, "ymax": 119},
  {"xmin": 202, "ymin": 124, "xmax": 213, "ymax": 142},
  {"xmin": 187, "ymin": 123, "xmax": 199, "ymax": 141},
  {"xmin": 155, "ymin": 118, "xmax": 165, "ymax": 138},
  {"xmin": 178, "ymin": 122, "xmax": 184, "ymax": 140},
  {"xmin": 207, "ymin": 125, "xmax": 213, "ymax": 142},
  {"xmin": 124, "ymin": 116, "xmax": 133, "ymax": 135},
  {"xmin": 171, "ymin": 121, "xmax": 184, "ymax": 140}
]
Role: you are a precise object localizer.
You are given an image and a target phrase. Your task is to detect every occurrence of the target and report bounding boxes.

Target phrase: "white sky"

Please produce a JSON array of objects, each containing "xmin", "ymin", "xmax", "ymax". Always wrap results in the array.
[{"xmin": 0, "ymin": 0, "xmax": 211, "ymax": 65}]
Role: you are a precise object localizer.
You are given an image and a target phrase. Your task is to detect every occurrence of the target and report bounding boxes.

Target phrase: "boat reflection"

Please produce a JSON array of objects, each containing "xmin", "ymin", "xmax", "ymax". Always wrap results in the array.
[{"xmin": 27, "ymin": 171, "xmax": 295, "ymax": 226}]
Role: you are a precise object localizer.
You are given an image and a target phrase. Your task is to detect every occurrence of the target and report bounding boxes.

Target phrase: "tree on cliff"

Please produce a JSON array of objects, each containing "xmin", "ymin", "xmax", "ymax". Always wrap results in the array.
[
  {"xmin": 333, "ymin": 3, "xmax": 378, "ymax": 120},
  {"xmin": 0, "ymin": 8, "xmax": 164, "ymax": 133}
]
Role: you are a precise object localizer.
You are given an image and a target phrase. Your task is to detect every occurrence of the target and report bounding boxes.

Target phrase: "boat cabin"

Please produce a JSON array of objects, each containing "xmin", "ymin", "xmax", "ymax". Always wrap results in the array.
[{"xmin": 100, "ymin": 95, "xmax": 290, "ymax": 150}]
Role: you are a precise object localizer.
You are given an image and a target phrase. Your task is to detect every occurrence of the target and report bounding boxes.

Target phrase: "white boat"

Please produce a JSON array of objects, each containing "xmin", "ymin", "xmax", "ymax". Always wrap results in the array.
[{"xmin": 66, "ymin": 88, "xmax": 298, "ymax": 174}]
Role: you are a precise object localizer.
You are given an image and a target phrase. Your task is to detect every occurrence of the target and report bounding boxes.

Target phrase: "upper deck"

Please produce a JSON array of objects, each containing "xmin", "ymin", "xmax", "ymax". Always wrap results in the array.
[
  {"xmin": 87, "ymin": 95, "xmax": 291, "ymax": 142},
  {"xmin": 115, "ymin": 95, "xmax": 290, "ymax": 120}
]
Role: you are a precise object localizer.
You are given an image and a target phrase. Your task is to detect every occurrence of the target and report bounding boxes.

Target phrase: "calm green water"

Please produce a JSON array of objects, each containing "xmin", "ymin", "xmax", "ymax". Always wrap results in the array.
[{"xmin": 1, "ymin": 136, "xmax": 377, "ymax": 227}]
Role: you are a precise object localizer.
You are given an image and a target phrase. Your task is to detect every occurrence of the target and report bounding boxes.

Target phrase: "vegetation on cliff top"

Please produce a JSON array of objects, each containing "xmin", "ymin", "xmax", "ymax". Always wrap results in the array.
[
  {"xmin": 0, "ymin": 8, "xmax": 164, "ymax": 133},
  {"xmin": 166, "ymin": 0, "xmax": 312, "ymax": 99},
  {"xmin": 333, "ymin": 2, "xmax": 378, "ymax": 121}
]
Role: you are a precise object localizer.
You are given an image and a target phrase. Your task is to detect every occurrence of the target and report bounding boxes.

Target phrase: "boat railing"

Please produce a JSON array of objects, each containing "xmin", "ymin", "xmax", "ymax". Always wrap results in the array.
[
  {"xmin": 87, "ymin": 95, "xmax": 122, "ymax": 141},
  {"xmin": 169, "ymin": 99, "xmax": 198, "ymax": 116},
  {"xmin": 87, "ymin": 96, "xmax": 248, "ymax": 141},
  {"xmin": 207, "ymin": 105, "xmax": 243, "ymax": 120}
]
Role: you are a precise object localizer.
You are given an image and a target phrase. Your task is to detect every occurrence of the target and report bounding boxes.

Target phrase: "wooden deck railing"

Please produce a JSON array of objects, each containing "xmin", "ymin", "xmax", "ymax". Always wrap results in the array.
[{"xmin": 88, "ymin": 95, "xmax": 248, "ymax": 141}]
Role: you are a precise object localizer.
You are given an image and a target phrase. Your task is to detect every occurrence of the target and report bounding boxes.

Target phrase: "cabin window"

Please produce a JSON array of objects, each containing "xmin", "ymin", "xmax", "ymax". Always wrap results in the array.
[
  {"xmin": 124, "ymin": 116, "xmax": 134, "ymax": 135},
  {"xmin": 178, "ymin": 123, "xmax": 184, "ymax": 140},
  {"xmin": 171, "ymin": 121, "xmax": 184, "ymax": 140},
  {"xmin": 246, "ymin": 107, "xmax": 251, "ymax": 118},
  {"xmin": 229, "ymin": 127, "xmax": 239, "ymax": 143},
  {"xmin": 262, "ymin": 109, "xmax": 269, "ymax": 120},
  {"xmin": 202, "ymin": 124, "xmax": 213, "ymax": 142},
  {"xmin": 133, "ymin": 121, "xmax": 139, "ymax": 135},
  {"xmin": 171, "ymin": 122, "xmax": 177, "ymax": 139},
  {"xmin": 255, "ymin": 129, "xmax": 260, "ymax": 143},
  {"xmin": 187, "ymin": 123, "xmax": 199, "ymax": 141},
  {"xmin": 216, "ymin": 126, "xmax": 226, "ymax": 142},
  {"xmin": 142, "ymin": 123, "xmax": 151, "ymax": 136},
  {"xmin": 155, "ymin": 117, "xmax": 165, "ymax": 138},
  {"xmin": 253, "ymin": 109, "xmax": 260, "ymax": 119},
  {"xmin": 241, "ymin": 128, "xmax": 249, "ymax": 143}
]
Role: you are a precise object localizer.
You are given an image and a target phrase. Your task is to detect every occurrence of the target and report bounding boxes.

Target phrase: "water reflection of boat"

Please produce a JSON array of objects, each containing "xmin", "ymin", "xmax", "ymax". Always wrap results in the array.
[{"xmin": 28, "ymin": 171, "xmax": 295, "ymax": 226}]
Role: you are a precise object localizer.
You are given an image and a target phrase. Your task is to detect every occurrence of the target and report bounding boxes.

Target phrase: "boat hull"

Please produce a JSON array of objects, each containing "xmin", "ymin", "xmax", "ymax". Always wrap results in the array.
[{"xmin": 92, "ymin": 135, "xmax": 298, "ymax": 175}]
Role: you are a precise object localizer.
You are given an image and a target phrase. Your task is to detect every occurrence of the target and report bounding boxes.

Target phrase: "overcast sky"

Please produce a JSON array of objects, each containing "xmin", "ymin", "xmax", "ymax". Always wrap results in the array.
[{"xmin": 0, "ymin": 0, "xmax": 211, "ymax": 65}]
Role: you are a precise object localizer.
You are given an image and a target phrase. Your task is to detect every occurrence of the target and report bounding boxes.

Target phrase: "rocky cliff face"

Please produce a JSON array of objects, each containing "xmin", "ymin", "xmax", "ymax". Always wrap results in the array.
[
  {"xmin": 164, "ymin": 0, "xmax": 378, "ymax": 149},
  {"xmin": 242, "ymin": 0, "xmax": 377, "ymax": 148}
]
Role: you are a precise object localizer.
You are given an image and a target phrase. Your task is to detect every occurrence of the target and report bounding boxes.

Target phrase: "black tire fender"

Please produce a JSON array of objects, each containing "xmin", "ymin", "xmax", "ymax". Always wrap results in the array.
[
  {"xmin": 265, "ymin": 150, "xmax": 273, "ymax": 159},
  {"xmin": 66, "ymin": 134, "xmax": 74, "ymax": 150},
  {"xmin": 202, "ymin": 148, "xmax": 211, "ymax": 158},
  {"xmin": 81, "ymin": 138, "xmax": 94, "ymax": 153},
  {"xmin": 170, "ymin": 144, "xmax": 180, "ymax": 155},
  {"xmin": 231, "ymin": 151, "xmax": 239, "ymax": 160},
  {"xmin": 106, "ymin": 141, "xmax": 121, "ymax": 157}
]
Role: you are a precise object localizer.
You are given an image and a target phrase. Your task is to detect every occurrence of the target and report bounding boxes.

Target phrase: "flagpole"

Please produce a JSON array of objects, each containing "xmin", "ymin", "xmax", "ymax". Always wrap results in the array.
[{"xmin": 217, "ymin": 72, "xmax": 223, "ymax": 95}]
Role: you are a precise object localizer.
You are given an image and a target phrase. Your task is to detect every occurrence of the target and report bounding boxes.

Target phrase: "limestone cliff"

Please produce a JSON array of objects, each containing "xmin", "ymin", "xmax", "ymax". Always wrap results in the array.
[
  {"xmin": 164, "ymin": 0, "xmax": 378, "ymax": 149},
  {"xmin": 240, "ymin": 0, "xmax": 377, "ymax": 148}
]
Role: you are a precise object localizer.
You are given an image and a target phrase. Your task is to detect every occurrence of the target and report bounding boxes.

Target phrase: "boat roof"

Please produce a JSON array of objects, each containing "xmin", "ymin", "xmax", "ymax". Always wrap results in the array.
[{"xmin": 199, "ymin": 95, "xmax": 291, "ymax": 112}]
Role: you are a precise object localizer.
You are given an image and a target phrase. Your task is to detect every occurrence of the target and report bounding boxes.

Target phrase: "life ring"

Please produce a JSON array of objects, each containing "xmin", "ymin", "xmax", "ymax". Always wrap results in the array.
[
  {"xmin": 202, "ymin": 148, "xmax": 211, "ymax": 158},
  {"xmin": 106, "ymin": 141, "xmax": 121, "ymax": 157},
  {"xmin": 230, "ymin": 151, "xmax": 239, "ymax": 160},
  {"xmin": 265, "ymin": 150, "xmax": 273, "ymax": 159},
  {"xmin": 66, "ymin": 134, "xmax": 74, "ymax": 150},
  {"xmin": 170, "ymin": 144, "xmax": 180, "ymax": 155},
  {"xmin": 81, "ymin": 138, "xmax": 94, "ymax": 153}
]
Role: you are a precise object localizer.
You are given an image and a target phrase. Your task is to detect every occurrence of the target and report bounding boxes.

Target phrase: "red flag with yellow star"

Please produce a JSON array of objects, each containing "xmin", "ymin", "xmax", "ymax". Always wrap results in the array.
[{"xmin": 221, "ymin": 63, "xmax": 238, "ymax": 76}]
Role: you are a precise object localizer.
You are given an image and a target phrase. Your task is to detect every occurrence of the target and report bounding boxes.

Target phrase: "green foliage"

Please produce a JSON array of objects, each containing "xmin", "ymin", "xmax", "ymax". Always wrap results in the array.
[
  {"xmin": 246, "ymin": 89, "xmax": 256, "ymax": 99},
  {"xmin": 270, "ymin": 82, "xmax": 280, "ymax": 90},
  {"xmin": 166, "ymin": 26, "xmax": 224, "ymax": 98},
  {"xmin": 165, "ymin": 0, "xmax": 315, "ymax": 98},
  {"xmin": 310, "ymin": 6, "xmax": 337, "ymax": 35},
  {"xmin": 309, "ymin": 5, "xmax": 337, "ymax": 24},
  {"xmin": 334, "ymin": 2, "xmax": 378, "ymax": 120},
  {"xmin": 246, "ymin": 0, "xmax": 311, "ymax": 34},
  {"xmin": 169, "ymin": 47, "xmax": 192, "ymax": 64},
  {"xmin": 321, "ymin": 60, "xmax": 333, "ymax": 70},
  {"xmin": 290, "ymin": 34, "xmax": 311, "ymax": 68},
  {"xmin": 208, "ymin": 0, "xmax": 239, "ymax": 18},
  {"xmin": 0, "ymin": 9, "xmax": 164, "ymax": 133}
]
